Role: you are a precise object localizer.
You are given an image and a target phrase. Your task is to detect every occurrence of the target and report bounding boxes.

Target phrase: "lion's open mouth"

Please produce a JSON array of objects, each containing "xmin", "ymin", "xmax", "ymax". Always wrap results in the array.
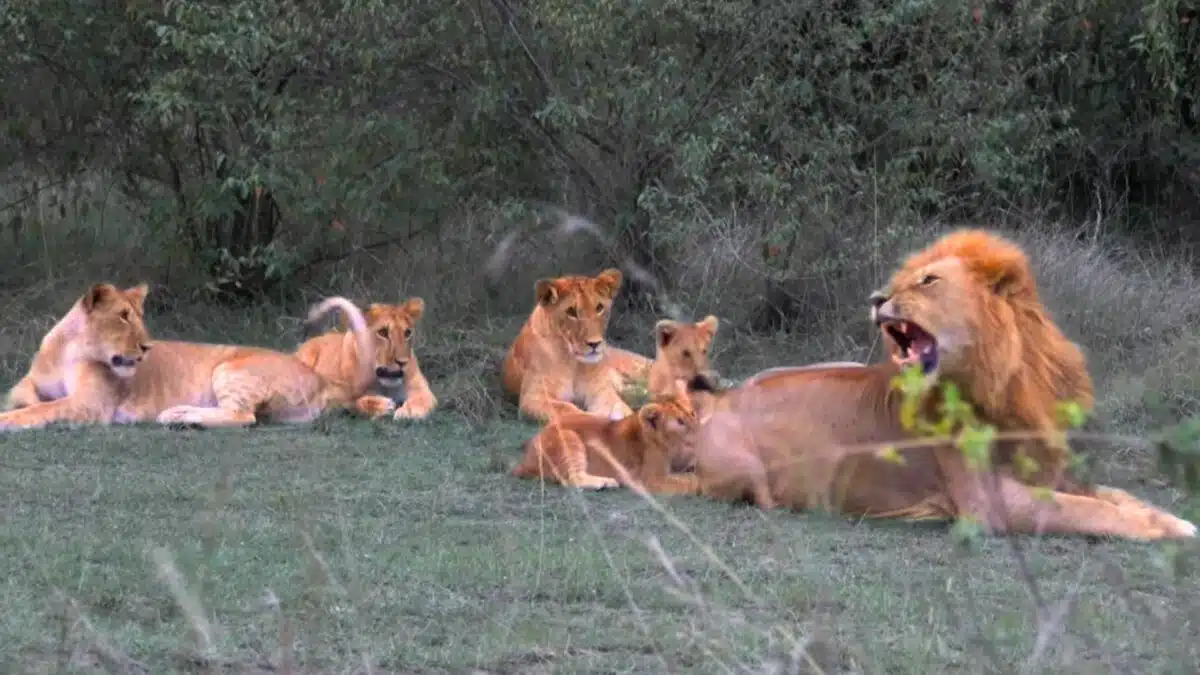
[{"xmin": 883, "ymin": 320, "xmax": 939, "ymax": 374}]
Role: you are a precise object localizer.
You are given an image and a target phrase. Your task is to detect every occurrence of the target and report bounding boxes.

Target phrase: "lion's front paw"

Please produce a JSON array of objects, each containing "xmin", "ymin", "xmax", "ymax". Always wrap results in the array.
[
  {"xmin": 357, "ymin": 395, "xmax": 396, "ymax": 419},
  {"xmin": 157, "ymin": 406, "xmax": 200, "ymax": 426},
  {"xmin": 393, "ymin": 400, "xmax": 433, "ymax": 421},
  {"xmin": 576, "ymin": 474, "xmax": 620, "ymax": 490}
]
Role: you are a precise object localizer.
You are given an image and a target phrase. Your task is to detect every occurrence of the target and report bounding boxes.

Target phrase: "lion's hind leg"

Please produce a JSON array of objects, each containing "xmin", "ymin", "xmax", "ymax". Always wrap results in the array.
[
  {"xmin": 952, "ymin": 472, "xmax": 1196, "ymax": 541},
  {"xmin": 157, "ymin": 362, "xmax": 265, "ymax": 428},
  {"xmin": 516, "ymin": 426, "xmax": 619, "ymax": 490}
]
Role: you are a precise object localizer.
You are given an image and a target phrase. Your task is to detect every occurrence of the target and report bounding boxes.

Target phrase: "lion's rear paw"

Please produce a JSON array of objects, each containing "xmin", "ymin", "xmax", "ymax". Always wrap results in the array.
[{"xmin": 1147, "ymin": 511, "xmax": 1198, "ymax": 540}]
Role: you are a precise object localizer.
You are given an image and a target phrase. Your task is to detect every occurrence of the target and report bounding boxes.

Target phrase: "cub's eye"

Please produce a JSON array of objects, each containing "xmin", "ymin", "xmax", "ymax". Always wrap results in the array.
[
  {"xmin": 682, "ymin": 350, "xmax": 692, "ymax": 359},
  {"xmin": 119, "ymin": 309, "xmax": 131, "ymax": 321},
  {"xmin": 595, "ymin": 303, "xmax": 605, "ymax": 314},
  {"xmin": 377, "ymin": 327, "xmax": 390, "ymax": 338},
  {"xmin": 403, "ymin": 328, "xmax": 412, "ymax": 338},
  {"xmin": 565, "ymin": 307, "xmax": 579, "ymax": 318},
  {"xmin": 920, "ymin": 274, "xmax": 940, "ymax": 286}
]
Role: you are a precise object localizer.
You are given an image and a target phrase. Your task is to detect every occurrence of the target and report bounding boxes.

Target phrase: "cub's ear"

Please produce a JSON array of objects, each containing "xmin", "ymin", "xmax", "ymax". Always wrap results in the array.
[
  {"xmin": 402, "ymin": 297, "xmax": 425, "ymax": 322},
  {"xmin": 697, "ymin": 314, "xmax": 719, "ymax": 338},
  {"xmin": 654, "ymin": 320, "xmax": 678, "ymax": 348},
  {"xmin": 639, "ymin": 403, "xmax": 663, "ymax": 430},
  {"xmin": 594, "ymin": 268, "xmax": 623, "ymax": 299},
  {"xmin": 81, "ymin": 283, "xmax": 119, "ymax": 313},
  {"xmin": 124, "ymin": 283, "xmax": 150, "ymax": 312},
  {"xmin": 535, "ymin": 278, "xmax": 562, "ymax": 306}
]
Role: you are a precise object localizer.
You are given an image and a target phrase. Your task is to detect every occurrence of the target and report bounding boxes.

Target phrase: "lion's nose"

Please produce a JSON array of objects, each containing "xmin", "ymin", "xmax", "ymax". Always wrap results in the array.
[
  {"xmin": 375, "ymin": 367, "xmax": 390, "ymax": 378},
  {"xmin": 585, "ymin": 340, "xmax": 602, "ymax": 350},
  {"xmin": 869, "ymin": 290, "xmax": 889, "ymax": 309}
]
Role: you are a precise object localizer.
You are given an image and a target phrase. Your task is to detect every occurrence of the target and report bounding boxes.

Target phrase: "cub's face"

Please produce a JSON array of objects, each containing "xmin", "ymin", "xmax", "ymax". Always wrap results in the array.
[
  {"xmin": 654, "ymin": 315, "xmax": 720, "ymax": 391},
  {"xmin": 534, "ymin": 268, "xmax": 623, "ymax": 364},
  {"xmin": 81, "ymin": 282, "xmax": 153, "ymax": 378},
  {"xmin": 638, "ymin": 395, "xmax": 699, "ymax": 445},
  {"xmin": 362, "ymin": 298, "xmax": 425, "ymax": 388}
]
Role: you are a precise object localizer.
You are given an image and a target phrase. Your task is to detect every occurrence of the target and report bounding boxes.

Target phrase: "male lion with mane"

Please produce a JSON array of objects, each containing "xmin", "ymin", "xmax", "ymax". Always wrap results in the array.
[
  {"xmin": 501, "ymin": 268, "xmax": 650, "ymax": 422},
  {"xmin": 1, "ymin": 282, "xmax": 391, "ymax": 430},
  {"xmin": 689, "ymin": 229, "xmax": 1196, "ymax": 541},
  {"xmin": 295, "ymin": 297, "xmax": 438, "ymax": 420},
  {"xmin": 511, "ymin": 394, "xmax": 700, "ymax": 495}
]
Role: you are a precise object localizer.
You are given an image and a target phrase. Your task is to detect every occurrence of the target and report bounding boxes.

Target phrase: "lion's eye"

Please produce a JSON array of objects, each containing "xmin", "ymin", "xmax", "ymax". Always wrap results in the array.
[
  {"xmin": 403, "ymin": 328, "xmax": 412, "ymax": 338},
  {"xmin": 119, "ymin": 309, "xmax": 130, "ymax": 321},
  {"xmin": 682, "ymin": 350, "xmax": 692, "ymax": 359},
  {"xmin": 920, "ymin": 274, "xmax": 940, "ymax": 286},
  {"xmin": 565, "ymin": 307, "xmax": 579, "ymax": 318},
  {"xmin": 595, "ymin": 303, "xmax": 605, "ymax": 314},
  {"xmin": 377, "ymin": 327, "xmax": 389, "ymax": 338}
]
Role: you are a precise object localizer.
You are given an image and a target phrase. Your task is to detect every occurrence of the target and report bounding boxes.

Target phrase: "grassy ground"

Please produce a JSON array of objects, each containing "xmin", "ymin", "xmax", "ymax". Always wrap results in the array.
[{"xmin": 3, "ymin": 412, "xmax": 1200, "ymax": 675}]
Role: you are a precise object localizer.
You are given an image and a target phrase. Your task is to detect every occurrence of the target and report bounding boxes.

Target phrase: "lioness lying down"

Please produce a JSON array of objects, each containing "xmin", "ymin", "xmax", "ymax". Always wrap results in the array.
[
  {"xmin": 1, "ymin": 282, "xmax": 388, "ymax": 430},
  {"xmin": 689, "ymin": 229, "xmax": 1196, "ymax": 541}
]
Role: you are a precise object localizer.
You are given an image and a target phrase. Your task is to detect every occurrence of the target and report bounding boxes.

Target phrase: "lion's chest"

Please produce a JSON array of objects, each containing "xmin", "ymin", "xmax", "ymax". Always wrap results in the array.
[{"xmin": 35, "ymin": 379, "xmax": 67, "ymax": 401}]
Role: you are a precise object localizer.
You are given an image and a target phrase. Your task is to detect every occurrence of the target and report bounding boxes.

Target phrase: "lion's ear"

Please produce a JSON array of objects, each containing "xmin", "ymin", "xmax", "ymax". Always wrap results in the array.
[
  {"xmin": 594, "ymin": 268, "xmax": 623, "ymax": 299},
  {"xmin": 697, "ymin": 315, "xmax": 719, "ymax": 338},
  {"xmin": 654, "ymin": 320, "xmax": 677, "ymax": 348},
  {"xmin": 639, "ymin": 403, "xmax": 663, "ymax": 430},
  {"xmin": 81, "ymin": 283, "xmax": 118, "ymax": 313},
  {"xmin": 535, "ymin": 279, "xmax": 561, "ymax": 306},
  {"xmin": 403, "ymin": 297, "xmax": 425, "ymax": 322},
  {"xmin": 123, "ymin": 283, "xmax": 150, "ymax": 312}
]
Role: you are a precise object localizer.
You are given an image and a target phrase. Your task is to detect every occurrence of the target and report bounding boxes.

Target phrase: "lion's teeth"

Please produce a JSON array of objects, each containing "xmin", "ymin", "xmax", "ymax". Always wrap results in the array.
[{"xmin": 899, "ymin": 321, "xmax": 908, "ymax": 333}]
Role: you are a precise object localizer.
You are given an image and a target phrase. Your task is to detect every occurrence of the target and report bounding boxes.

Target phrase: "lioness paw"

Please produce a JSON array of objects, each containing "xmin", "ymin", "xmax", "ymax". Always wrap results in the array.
[
  {"xmin": 578, "ymin": 475, "xmax": 620, "ymax": 490},
  {"xmin": 357, "ymin": 395, "xmax": 396, "ymax": 419},
  {"xmin": 394, "ymin": 401, "xmax": 433, "ymax": 421}
]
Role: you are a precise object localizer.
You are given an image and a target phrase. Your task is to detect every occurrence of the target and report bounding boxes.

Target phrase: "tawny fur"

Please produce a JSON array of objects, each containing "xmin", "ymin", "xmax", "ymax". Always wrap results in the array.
[
  {"xmin": 0, "ymin": 283, "xmax": 384, "ymax": 430},
  {"xmin": 501, "ymin": 268, "xmax": 650, "ymax": 422},
  {"xmin": 511, "ymin": 395, "xmax": 700, "ymax": 495},
  {"xmin": 295, "ymin": 297, "xmax": 438, "ymax": 420},
  {"xmin": 691, "ymin": 229, "xmax": 1196, "ymax": 541}
]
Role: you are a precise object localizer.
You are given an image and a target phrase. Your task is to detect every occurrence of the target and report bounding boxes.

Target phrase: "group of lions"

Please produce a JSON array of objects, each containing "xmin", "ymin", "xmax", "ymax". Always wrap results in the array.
[{"xmin": 1, "ymin": 228, "xmax": 1195, "ymax": 542}]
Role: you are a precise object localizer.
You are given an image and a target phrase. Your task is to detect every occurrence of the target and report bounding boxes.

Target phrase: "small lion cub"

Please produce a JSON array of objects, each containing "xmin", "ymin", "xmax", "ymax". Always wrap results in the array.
[{"xmin": 510, "ymin": 395, "xmax": 701, "ymax": 495}]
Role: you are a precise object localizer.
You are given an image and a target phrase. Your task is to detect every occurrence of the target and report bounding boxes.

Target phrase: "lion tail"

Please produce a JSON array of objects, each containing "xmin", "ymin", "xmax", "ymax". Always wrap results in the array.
[{"xmin": 306, "ymin": 296, "xmax": 375, "ymax": 395}]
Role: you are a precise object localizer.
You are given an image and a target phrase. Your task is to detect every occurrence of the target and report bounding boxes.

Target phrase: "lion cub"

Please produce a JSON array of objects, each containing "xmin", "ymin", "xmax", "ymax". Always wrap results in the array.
[
  {"xmin": 295, "ymin": 297, "xmax": 438, "ymax": 420},
  {"xmin": 510, "ymin": 395, "xmax": 701, "ymax": 495}
]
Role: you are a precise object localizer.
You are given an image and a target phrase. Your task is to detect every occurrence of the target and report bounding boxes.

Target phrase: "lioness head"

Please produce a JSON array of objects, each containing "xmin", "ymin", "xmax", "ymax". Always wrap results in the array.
[
  {"xmin": 360, "ymin": 298, "xmax": 425, "ymax": 388},
  {"xmin": 637, "ymin": 395, "xmax": 700, "ymax": 445},
  {"xmin": 78, "ymin": 282, "xmax": 153, "ymax": 379},
  {"xmin": 869, "ymin": 229, "xmax": 1040, "ymax": 380},
  {"xmin": 534, "ymin": 268, "xmax": 623, "ymax": 364},
  {"xmin": 654, "ymin": 315, "xmax": 720, "ymax": 392}
]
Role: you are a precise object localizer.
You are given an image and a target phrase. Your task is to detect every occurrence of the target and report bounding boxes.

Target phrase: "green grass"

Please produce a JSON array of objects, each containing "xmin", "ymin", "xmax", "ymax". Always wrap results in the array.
[{"xmin": 2, "ymin": 410, "xmax": 1199, "ymax": 674}]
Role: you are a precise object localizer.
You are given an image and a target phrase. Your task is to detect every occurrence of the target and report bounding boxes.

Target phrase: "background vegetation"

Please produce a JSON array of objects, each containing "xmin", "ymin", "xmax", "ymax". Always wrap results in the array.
[{"xmin": 3, "ymin": 0, "xmax": 1200, "ymax": 672}]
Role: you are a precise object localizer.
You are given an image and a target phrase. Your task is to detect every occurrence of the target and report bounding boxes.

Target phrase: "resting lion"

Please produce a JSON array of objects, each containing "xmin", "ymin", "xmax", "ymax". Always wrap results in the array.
[
  {"xmin": 689, "ymin": 229, "xmax": 1196, "ymax": 541},
  {"xmin": 295, "ymin": 297, "xmax": 438, "ymax": 420},
  {"xmin": 501, "ymin": 268, "xmax": 650, "ymax": 422},
  {"xmin": 0, "ymin": 282, "xmax": 391, "ymax": 430},
  {"xmin": 510, "ymin": 394, "xmax": 700, "ymax": 495}
]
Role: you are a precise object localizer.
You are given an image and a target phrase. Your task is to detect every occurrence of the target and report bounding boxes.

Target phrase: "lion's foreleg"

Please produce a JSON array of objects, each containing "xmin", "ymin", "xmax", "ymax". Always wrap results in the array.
[
  {"xmin": 394, "ymin": 363, "xmax": 436, "ymax": 420},
  {"xmin": 0, "ymin": 397, "xmax": 114, "ymax": 430},
  {"xmin": 519, "ymin": 376, "xmax": 582, "ymax": 423},
  {"xmin": 581, "ymin": 382, "xmax": 634, "ymax": 421}
]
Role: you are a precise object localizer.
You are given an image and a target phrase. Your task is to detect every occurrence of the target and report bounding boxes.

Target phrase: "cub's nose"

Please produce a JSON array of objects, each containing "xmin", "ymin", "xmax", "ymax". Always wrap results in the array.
[{"xmin": 869, "ymin": 290, "xmax": 889, "ymax": 309}]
